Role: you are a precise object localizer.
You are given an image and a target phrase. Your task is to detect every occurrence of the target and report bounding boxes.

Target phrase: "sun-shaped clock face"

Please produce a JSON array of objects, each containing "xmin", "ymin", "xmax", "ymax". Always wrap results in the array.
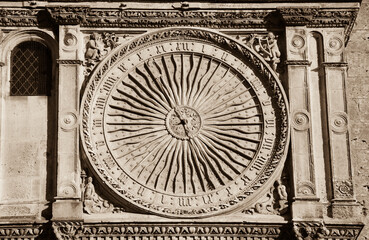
[{"xmin": 81, "ymin": 28, "xmax": 289, "ymax": 218}]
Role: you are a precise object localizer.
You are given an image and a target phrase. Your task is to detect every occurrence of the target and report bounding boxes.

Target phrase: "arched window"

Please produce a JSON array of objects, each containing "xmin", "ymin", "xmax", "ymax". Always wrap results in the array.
[{"xmin": 10, "ymin": 41, "xmax": 51, "ymax": 96}]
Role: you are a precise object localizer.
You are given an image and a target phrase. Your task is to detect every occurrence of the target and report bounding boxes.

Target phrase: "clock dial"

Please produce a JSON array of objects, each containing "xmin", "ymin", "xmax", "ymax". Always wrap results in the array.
[
  {"xmin": 105, "ymin": 52, "xmax": 262, "ymax": 196},
  {"xmin": 81, "ymin": 28, "xmax": 289, "ymax": 218}
]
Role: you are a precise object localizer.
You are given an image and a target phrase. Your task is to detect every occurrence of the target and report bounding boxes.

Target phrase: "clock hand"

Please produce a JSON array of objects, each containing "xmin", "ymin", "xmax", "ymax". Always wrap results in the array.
[{"xmin": 174, "ymin": 107, "xmax": 191, "ymax": 138}]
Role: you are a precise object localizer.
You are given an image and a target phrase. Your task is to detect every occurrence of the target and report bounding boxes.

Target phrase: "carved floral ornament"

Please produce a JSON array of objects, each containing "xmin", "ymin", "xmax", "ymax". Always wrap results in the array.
[
  {"xmin": 0, "ymin": 6, "xmax": 359, "ymax": 43},
  {"xmin": 80, "ymin": 27, "xmax": 290, "ymax": 218}
]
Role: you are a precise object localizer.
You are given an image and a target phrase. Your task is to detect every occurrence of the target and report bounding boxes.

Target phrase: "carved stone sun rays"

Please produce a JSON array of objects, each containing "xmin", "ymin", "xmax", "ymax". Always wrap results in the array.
[{"xmin": 104, "ymin": 52, "xmax": 263, "ymax": 196}]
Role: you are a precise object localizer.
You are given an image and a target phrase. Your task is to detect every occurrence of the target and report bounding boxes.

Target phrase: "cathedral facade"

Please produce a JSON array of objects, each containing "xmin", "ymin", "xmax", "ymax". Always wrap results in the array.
[{"xmin": 0, "ymin": 0, "xmax": 367, "ymax": 239}]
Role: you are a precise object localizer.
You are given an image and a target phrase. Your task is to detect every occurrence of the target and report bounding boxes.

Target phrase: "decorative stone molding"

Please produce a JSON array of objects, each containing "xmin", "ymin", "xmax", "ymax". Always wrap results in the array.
[
  {"xmin": 52, "ymin": 221, "xmax": 83, "ymax": 240},
  {"xmin": 293, "ymin": 222, "xmax": 329, "ymax": 240},
  {"xmin": 57, "ymin": 59, "xmax": 84, "ymax": 65},
  {"xmin": 323, "ymin": 62, "xmax": 348, "ymax": 68},
  {"xmin": 0, "ymin": 6, "xmax": 359, "ymax": 43},
  {"xmin": 297, "ymin": 182, "xmax": 316, "ymax": 197},
  {"xmin": 330, "ymin": 112, "xmax": 348, "ymax": 134},
  {"xmin": 285, "ymin": 60, "xmax": 312, "ymax": 66},
  {"xmin": 326, "ymin": 35, "xmax": 344, "ymax": 55},
  {"xmin": 241, "ymin": 32, "xmax": 281, "ymax": 72},
  {"xmin": 0, "ymin": 225, "xmax": 43, "ymax": 239},
  {"xmin": 81, "ymin": 223, "xmax": 283, "ymax": 239},
  {"xmin": 60, "ymin": 111, "xmax": 79, "ymax": 131},
  {"xmin": 279, "ymin": 7, "xmax": 319, "ymax": 26},
  {"xmin": 62, "ymin": 30, "xmax": 79, "ymax": 52},
  {"xmin": 278, "ymin": 7, "xmax": 359, "ymax": 43},
  {"xmin": 292, "ymin": 110, "xmax": 310, "ymax": 131},
  {"xmin": 58, "ymin": 181, "xmax": 78, "ymax": 198},
  {"xmin": 0, "ymin": 222, "xmax": 363, "ymax": 240},
  {"xmin": 47, "ymin": 6, "xmax": 90, "ymax": 25}
]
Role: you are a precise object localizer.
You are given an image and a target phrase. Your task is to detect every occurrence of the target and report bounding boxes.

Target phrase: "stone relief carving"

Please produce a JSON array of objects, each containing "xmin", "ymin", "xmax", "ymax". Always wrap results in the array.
[
  {"xmin": 58, "ymin": 181, "xmax": 78, "ymax": 198},
  {"xmin": 289, "ymin": 30, "xmax": 307, "ymax": 60},
  {"xmin": 60, "ymin": 111, "xmax": 78, "ymax": 132},
  {"xmin": 63, "ymin": 30, "xmax": 78, "ymax": 51},
  {"xmin": 292, "ymin": 110, "xmax": 310, "ymax": 131},
  {"xmin": 52, "ymin": 222, "xmax": 82, "ymax": 240},
  {"xmin": 334, "ymin": 180, "xmax": 354, "ymax": 198},
  {"xmin": 330, "ymin": 112, "xmax": 348, "ymax": 134},
  {"xmin": 81, "ymin": 224, "xmax": 283, "ymax": 239},
  {"xmin": 84, "ymin": 32, "xmax": 131, "ymax": 75},
  {"xmin": 0, "ymin": 222, "xmax": 362, "ymax": 240},
  {"xmin": 240, "ymin": 32, "xmax": 281, "ymax": 73},
  {"xmin": 0, "ymin": 7, "xmax": 358, "ymax": 44},
  {"xmin": 0, "ymin": 225, "xmax": 43, "ymax": 239},
  {"xmin": 297, "ymin": 182, "xmax": 316, "ymax": 196},
  {"xmin": 81, "ymin": 171, "xmax": 125, "ymax": 214},
  {"xmin": 243, "ymin": 180, "xmax": 288, "ymax": 215},
  {"xmin": 293, "ymin": 222, "xmax": 330, "ymax": 240},
  {"xmin": 326, "ymin": 35, "xmax": 344, "ymax": 56}
]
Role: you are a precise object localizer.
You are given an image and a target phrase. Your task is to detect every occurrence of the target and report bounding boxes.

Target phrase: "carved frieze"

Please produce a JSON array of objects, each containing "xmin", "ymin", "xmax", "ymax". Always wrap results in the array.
[
  {"xmin": 0, "ymin": 225, "xmax": 43, "ymax": 239},
  {"xmin": 80, "ymin": 223, "xmax": 283, "ymax": 239},
  {"xmin": 0, "ymin": 222, "xmax": 364, "ymax": 240},
  {"xmin": 0, "ymin": 6, "xmax": 359, "ymax": 44}
]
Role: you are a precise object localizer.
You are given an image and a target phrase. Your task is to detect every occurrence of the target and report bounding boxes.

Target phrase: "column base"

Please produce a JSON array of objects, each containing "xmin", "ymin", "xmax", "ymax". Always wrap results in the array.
[
  {"xmin": 52, "ymin": 199, "xmax": 83, "ymax": 220},
  {"xmin": 330, "ymin": 201, "xmax": 361, "ymax": 219},
  {"xmin": 292, "ymin": 200, "xmax": 324, "ymax": 220}
]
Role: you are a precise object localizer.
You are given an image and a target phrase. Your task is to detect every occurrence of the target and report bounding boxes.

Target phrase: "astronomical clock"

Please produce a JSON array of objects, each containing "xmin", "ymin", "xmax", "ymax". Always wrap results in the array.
[{"xmin": 80, "ymin": 28, "xmax": 289, "ymax": 218}]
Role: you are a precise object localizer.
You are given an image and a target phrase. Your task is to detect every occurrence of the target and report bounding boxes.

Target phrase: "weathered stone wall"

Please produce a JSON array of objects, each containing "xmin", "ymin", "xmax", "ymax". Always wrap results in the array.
[{"xmin": 347, "ymin": 0, "xmax": 369, "ymax": 239}]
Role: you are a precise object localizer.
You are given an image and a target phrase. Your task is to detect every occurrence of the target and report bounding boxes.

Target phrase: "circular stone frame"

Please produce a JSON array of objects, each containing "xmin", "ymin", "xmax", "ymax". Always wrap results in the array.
[{"xmin": 80, "ymin": 28, "xmax": 290, "ymax": 218}]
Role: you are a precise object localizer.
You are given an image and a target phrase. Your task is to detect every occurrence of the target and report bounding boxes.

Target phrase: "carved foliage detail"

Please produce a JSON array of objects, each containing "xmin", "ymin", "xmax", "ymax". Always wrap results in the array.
[
  {"xmin": 334, "ymin": 180, "xmax": 354, "ymax": 198},
  {"xmin": 52, "ymin": 222, "xmax": 83, "ymax": 240},
  {"xmin": 293, "ymin": 222, "xmax": 329, "ymax": 240},
  {"xmin": 241, "ymin": 32, "xmax": 281, "ymax": 73}
]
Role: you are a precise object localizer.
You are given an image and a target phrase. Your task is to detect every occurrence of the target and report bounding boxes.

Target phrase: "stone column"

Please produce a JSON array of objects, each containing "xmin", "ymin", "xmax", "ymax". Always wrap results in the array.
[
  {"xmin": 322, "ymin": 29, "xmax": 359, "ymax": 218},
  {"xmin": 285, "ymin": 26, "xmax": 324, "ymax": 219},
  {"xmin": 52, "ymin": 25, "xmax": 84, "ymax": 220}
]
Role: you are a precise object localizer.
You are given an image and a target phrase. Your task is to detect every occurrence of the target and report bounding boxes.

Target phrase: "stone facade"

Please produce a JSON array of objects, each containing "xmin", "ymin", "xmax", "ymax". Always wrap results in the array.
[
  {"xmin": 347, "ymin": 0, "xmax": 369, "ymax": 238},
  {"xmin": 0, "ymin": 0, "xmax": 367, "ymax": 239}
]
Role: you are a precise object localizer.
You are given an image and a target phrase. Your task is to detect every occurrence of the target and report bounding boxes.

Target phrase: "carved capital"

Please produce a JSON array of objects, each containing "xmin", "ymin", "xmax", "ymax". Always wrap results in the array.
[{"xmin": 52, "ymin": 221, "xmax": 83, "ymax": 240}]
